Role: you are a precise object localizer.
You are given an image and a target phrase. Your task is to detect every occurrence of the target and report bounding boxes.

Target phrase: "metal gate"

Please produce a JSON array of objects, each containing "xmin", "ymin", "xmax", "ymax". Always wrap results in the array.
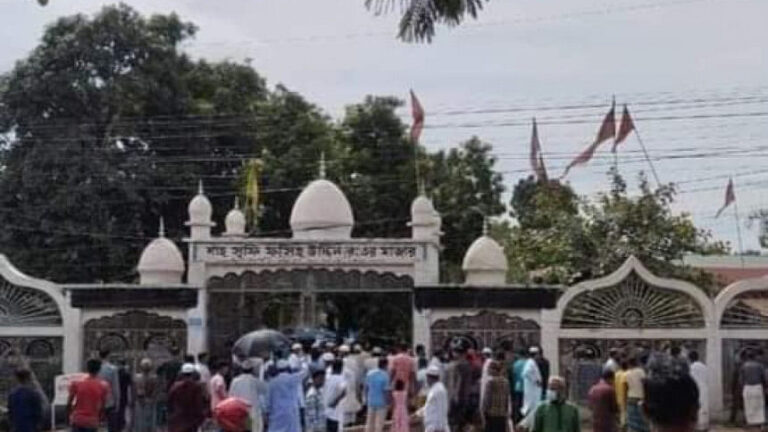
[
  {"xmin": 0, "ymin": 337, "xmax": 62, "ymax": 406},
  {"xmin": 558, "ymin": 338, "xmax": 706, "ymax": 404},
  {"xmin": 430, "ymin": 311, "xmax": 541, "ymax": 353},
  {"xmin": 83, "ymin": 310, "xmax": 187, "ymax": 372}
]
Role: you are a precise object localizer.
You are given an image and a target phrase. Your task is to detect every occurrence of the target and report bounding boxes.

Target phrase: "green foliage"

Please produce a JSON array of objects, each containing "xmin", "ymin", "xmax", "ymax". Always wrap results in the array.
[
  {"xmin": 335, "ymin": 96, "xmax": 416, "ymax": 238},
  {"xmin": 500, "ymin": 168, "xmax": 728, "ymax": 289},
  {"xmin": 365, "ymin": 0, "xmax": 489, "ymax": 43},
  {"xmin": 425, "ymin": 137, "xmax": 506, "ymax": 281},
  {"xmin": 0, "ymin": 5, "xmax": 269, "ymax": 281},
  {"xmin": 0, "ymin": 5, "xmax": 507, "ymax": 284}
]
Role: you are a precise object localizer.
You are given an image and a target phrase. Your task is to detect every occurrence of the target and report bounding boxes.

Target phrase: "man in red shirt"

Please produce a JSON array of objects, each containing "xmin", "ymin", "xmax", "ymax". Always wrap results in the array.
[{"xmin": 67, "ymin": 358, "xmax": 110, "ymax": 432}]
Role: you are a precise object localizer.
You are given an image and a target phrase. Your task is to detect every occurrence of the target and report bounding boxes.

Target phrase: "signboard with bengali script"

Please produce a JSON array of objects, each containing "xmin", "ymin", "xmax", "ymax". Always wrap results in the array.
[
  {"xmin": 53, "ymin": 373, "xmax": 88, "ymax": 405},
  {"xmin": 194, "ymin": 241, "xmax": 423, "ymax": 265}
]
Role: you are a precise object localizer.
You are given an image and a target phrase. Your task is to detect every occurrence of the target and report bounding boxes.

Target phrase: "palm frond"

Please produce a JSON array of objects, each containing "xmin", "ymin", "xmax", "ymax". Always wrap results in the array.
[{"xmin": 366, "ymin": 0, "xmax": 488, "ymax": 43}]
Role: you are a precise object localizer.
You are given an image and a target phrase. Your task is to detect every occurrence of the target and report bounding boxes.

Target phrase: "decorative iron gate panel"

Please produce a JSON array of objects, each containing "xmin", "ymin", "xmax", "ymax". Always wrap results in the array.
[
  {"xmin": 208, "ymin": 291, "xmax": 301, "ymax": 358},
  {"xmin": 559, "ymin": 338, "xmax": 706, "ymax": 405},
  {"xmin": 430, "ymin": 311, "xmax": 540, "ymax": 353},
  {"xmin": 562, "ymin": 272, "xmax": 704, "ymax": 329},
  {"xmin": 0, "ymin": 336, "xmax": 62, "ymax": 407},
  {"xmin": 721, "ymin": 339, "xmax": 768, "ymax": 410},
  {"xmin": 84, "ymin": 311, "xmax": 186, "ymax": 372}
]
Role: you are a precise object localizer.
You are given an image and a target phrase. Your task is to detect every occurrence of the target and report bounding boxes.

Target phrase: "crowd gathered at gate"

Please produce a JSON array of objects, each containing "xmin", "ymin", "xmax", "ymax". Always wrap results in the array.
[{"xmin": 5, "ymin": 340, "xmax": 731, "ymax": 432}]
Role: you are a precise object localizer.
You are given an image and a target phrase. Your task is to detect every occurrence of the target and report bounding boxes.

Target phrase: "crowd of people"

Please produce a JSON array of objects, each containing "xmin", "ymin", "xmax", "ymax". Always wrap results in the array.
[
  {"xmin": 585, "ymin": 346, "xmax": 708, "ymax": 432},
  {"xmin": 2, "ymin": 340, "xmax": 726, "ymax": 432}
]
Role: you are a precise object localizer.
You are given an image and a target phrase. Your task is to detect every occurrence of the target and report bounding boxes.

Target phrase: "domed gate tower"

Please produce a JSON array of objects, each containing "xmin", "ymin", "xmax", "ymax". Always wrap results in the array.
[{"xmin": 183, "ymin": 162, "xmax": 441, "ymax": 359}]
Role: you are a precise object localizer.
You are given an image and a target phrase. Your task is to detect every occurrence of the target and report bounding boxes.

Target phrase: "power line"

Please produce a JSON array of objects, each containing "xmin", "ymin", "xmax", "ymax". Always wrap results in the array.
[{"xmin": 3, "ymin": 91, "xmax": 765, "ymax": 134}]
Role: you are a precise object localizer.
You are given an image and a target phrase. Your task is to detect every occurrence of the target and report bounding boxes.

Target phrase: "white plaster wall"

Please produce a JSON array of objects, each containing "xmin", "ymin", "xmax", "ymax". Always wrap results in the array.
[
  {"xmin": 412, "ymin": 243, "xmax": 440, "ymax": 352},
  {"xmin": 186, "ymin": 248, "xmax": 208, "ymax": 356},
  {"xmin": 413, "ymin": 308, "xmax": 432, "ymax": 354}
]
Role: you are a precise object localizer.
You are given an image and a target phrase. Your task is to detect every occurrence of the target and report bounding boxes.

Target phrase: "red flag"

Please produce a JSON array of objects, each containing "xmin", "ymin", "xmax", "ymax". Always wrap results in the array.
[
  {"xmin": 529, "ymin": 118, "xmax": 548, "ymax": 181},
  {"xmin": 715, "ymin": 178, "xmax": 736, "ymax": 218},
  {"xmin": 410, "ymin": 90, "xmax": 425, "ymax": 143},
  {"xmin": 612, "ymin": 104, "xmax": 635, "ymax": 152},
  {"xmin": 561, "ymin": 102, "xmax": 616, "ymax": 178}
]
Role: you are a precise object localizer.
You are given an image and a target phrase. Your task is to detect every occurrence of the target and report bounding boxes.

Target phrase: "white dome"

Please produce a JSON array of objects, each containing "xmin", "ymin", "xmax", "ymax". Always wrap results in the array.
[
  {"xmin": 188, "ymin": 181, "xmax": 212, "ymax": 224},
  {"xmin": 137, "ymin": 230, "xmax": 185, "ymax": 285},
  {"xmin": 411, "ymin": 195, "xmax": 435, "ymax": 225},
  {"xmin": 462, "ymin": 235, "xmax": 508, "ymax": 285},
  {"xmin": 290, "ymin": 179, "xmax": 354, "ymax": 240},
  {"xmin": 225, "ymin": 199, "xmax": 246, "ymax": 237}
]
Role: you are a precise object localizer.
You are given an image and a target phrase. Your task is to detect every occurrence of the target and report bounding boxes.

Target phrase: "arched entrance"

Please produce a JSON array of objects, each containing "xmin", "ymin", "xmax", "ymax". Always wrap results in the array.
[
  {"xmin": 83, "ymin": 310, "xmax": 187, "ymax": 371},
  {"xmin": 549, "ymin": 256, "xmax": 712, "ymax": 405}
]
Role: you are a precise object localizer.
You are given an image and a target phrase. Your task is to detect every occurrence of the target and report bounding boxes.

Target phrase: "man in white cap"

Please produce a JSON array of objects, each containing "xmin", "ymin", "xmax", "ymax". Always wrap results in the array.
[
  {"xmin": 340, "ymin": 345, "xmax": 362, "ymax": 425},
  {"xmin": 266, "ymin": 358, "xmax": 308, "ymax": 432},
  {"xmin": 230, "ymin": 359, "xmax": 268, "ymax": 432},
  {"xmin": 167, "ymin": 363, "xmax": 206, "ymax": 432},
  {"xmin": 479, "ymin": 347, "xmax": 494, "ymax": 412},
  {"xmin": 419, "ymin": 365, "xmax": 449, "ymax": 432},
  {"xmin": 325, "ymin": 360, "xmax": 347, "ymax": 432},
  {"xmin": 321, "ymin": 352, "xmax": 336, "ymax": 372},
  {"xmin": 289, "ymin": 343, "xmax": 308, "ymax": 428},
  {"xmin": 289, "ymin": 343, "xmax": 306, "ymax": 369},
  {"xmin": 522, "ymin": 347, "xmax": 543, "ymax": 419}
]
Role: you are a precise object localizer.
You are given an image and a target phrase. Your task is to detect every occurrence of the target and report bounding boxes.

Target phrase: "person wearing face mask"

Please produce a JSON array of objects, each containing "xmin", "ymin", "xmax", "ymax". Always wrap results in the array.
[{"xmin": 531, "ymin": 376, "xmax": 580, "ymax": 432}]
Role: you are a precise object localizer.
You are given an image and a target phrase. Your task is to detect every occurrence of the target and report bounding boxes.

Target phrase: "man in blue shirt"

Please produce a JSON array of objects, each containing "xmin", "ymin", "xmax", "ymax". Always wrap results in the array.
[
  {"xmin": 364, "ymin": 357, "xmax": 390, "ymax": 432},
  {"xmin": 7, "ymin": 369, "xmax": 43, "ymax": 432}
]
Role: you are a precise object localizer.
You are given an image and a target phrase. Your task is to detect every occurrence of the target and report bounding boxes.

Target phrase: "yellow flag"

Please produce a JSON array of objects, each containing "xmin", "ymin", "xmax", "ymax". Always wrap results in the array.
[{"xmin": 244, "ymin": 159, "xmax": 263, "ymax": 228}]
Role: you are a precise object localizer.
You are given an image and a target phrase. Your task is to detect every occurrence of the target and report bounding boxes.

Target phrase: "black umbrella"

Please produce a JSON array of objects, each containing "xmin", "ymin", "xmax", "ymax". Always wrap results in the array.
[{"xmin": 231, "ymin": 329, "xmax": 291, "ymax": 361}]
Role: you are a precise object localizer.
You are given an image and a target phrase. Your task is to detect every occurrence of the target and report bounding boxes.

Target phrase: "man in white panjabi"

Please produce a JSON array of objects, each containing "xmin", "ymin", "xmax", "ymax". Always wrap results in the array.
[
  {"xmin": 688, "ymin": 351, "xmax": 708, "ymax": 432},
  {"xmin": 229, "ymin": 359, "xmax": 268, "ymax": 432},
  {"xmin": 479, "ymin": 347, "xmax": 493, "ymax": 411},
  {"xmin": 522, "ymin": 346, "xmax": 543, "ymax": 418},
  {"xmin": 740, "ymin": 349, "xmax": 765, "ymax": 429},
  {"xmin": 419, "ymin": 365, "xmax": 449, "ymax": 432},
  {"xmin": 339, "ymin": 345, "xmax": 362, "ymax": 425}
]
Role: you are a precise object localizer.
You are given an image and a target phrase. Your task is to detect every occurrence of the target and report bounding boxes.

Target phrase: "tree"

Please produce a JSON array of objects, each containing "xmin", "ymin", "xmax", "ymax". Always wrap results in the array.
[
  {"xmin": 0, "ymin": 5, "xmax": 271, "ymax": 281},
  {"xmin": 366, "ymin": 0, "xmax": 489, "ymax": 43},
  {"xmin": 250, "ymin": 86, "xmax": 336, "ymax": 237},
  {"xmin": 426, "ymin": 137, "xmax": 506, "ymax": 281},
  {"xmin": 0, "ymin": 5, "xmax": 507, "ymax": 285},
  {"xmin": 501, "ymin": 169, "xmax": 728, "ymax": 289},
  {"xmin": 336, "ymin": 96, "xmax": 417, "ymax": 238}
]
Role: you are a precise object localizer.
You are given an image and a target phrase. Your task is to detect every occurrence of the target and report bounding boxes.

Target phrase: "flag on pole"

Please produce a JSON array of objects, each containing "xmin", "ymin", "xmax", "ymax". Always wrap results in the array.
[
  {"xmin": 410, "ymin": 89, "xmax": 425, "ymax": 143},
  {"xmin": 561, "ymin": 101, "xmax": 616, "ymax": 178},
  {"xmin": 612, "ymin": 104, "xmax": 635, "ymax": 152},
  {"xmin": 244, "ymin": 158, "xmax": 263, "ymax": 228},
  {"xmin": 715, "ymin": 177, "xmax": 736, "ymax": 218},
  {"xmin": 529, "ymin": 118, "xmax": 548, "ymax": 181}
]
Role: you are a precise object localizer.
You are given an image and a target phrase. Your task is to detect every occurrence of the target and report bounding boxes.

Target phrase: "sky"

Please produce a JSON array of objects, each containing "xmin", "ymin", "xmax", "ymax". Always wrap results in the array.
[{"xmin": 1, "ymin": 0, "xmax": 767, "ymax": 251}]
